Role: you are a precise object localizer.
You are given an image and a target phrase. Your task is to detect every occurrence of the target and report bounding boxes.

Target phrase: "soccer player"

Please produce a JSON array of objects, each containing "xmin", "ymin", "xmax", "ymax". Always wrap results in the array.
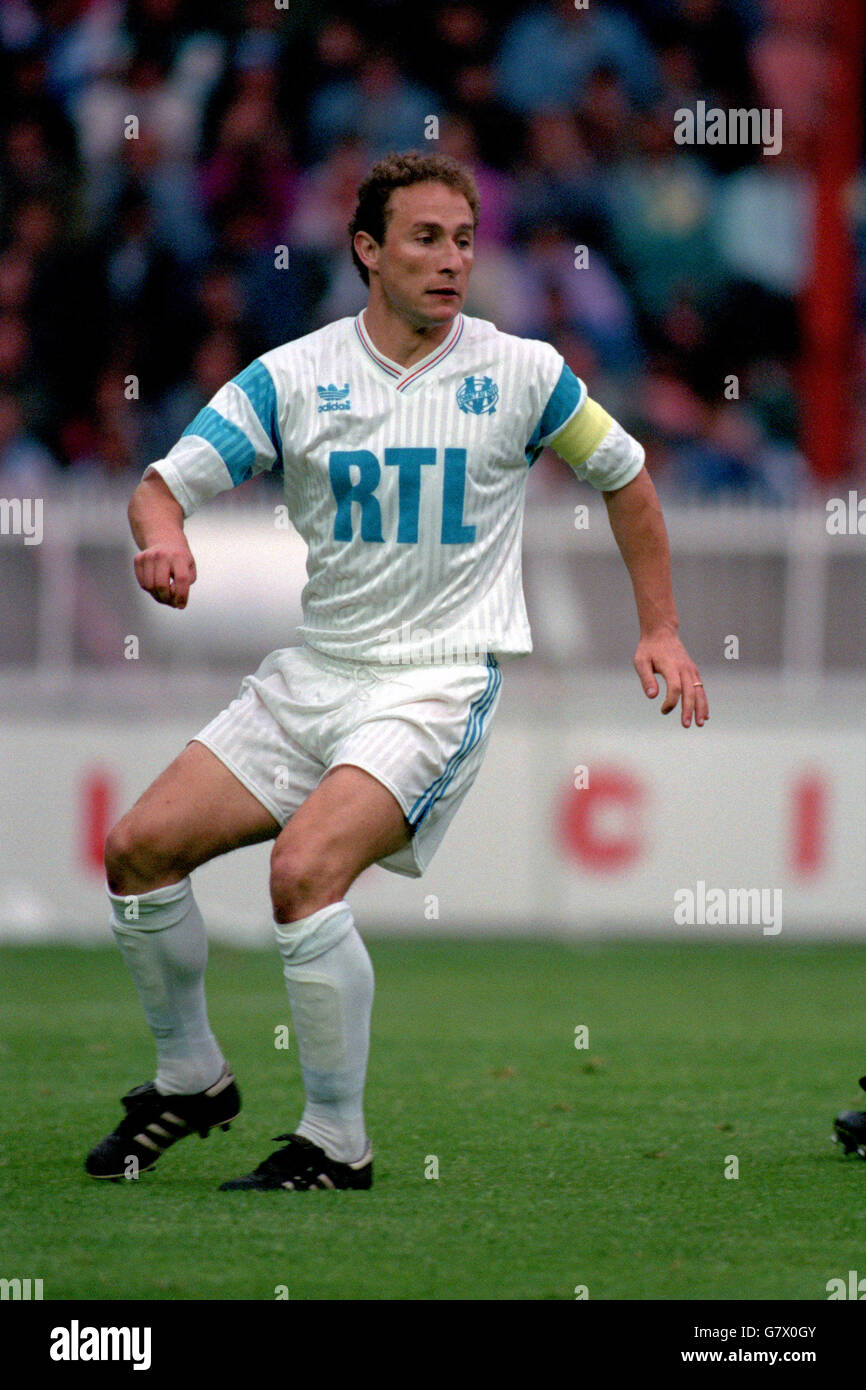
[{"xmin": 85, "ymin": 151, "xmax": 708, "ymax": 1192}]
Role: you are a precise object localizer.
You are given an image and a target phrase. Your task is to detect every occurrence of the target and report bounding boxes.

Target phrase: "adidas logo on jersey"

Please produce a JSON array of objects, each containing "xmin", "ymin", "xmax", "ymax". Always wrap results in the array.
[{"xmin": 317, "ymin": 383, "xmax": 351, "ymax": 412}]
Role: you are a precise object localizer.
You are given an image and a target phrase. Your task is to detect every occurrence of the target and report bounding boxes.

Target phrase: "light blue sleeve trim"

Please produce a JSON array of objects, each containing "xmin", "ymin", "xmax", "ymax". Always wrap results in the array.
[
  {"xmin": 181, "ymin": 406, "xmax": 257, "ymax": 486},
  {"xmin": 232, "ymin": 360, "xmax": 283, "ymax": 472},
  {"xmin": 525, "ymin": 362, "xmax": 587, "ymax": 466}
]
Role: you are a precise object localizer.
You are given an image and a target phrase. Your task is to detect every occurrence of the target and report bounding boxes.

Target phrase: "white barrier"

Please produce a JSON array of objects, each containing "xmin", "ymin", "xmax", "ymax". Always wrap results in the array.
[
  {"xmin": 2, "ymin": 675, "xmax": 863, "ymax": 941},
  {"xmin": 4, "ymin": 491, "xmax": 865, "ymax": 678}
]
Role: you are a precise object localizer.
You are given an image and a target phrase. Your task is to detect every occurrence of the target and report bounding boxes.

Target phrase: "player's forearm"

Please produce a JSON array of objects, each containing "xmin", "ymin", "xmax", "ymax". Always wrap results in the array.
[
  {"xmin": 128, "ymin": 471, "xmax": 187, "ymax": 550},
  {"xmin": 128, "ymin": 472, "xmax": 197, "ymax": 608},
  {"xmin": 602, "ymin": 467, "xmax": 679, "ymax": 637}
]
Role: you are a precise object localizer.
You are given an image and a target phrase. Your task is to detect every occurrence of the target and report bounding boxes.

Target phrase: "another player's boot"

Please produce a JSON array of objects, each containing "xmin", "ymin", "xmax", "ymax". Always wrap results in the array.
[
  {"xmin": 832, "ymin": 1075, "xmax": 866, "ymax": 1156},
  {"xmin": 218, "ymin": 1133, "xmax": 373, "ymax": 1191},
  {"xmin": 85, "ymin": 1065, "xmax": 240, "ymax": 1179}
]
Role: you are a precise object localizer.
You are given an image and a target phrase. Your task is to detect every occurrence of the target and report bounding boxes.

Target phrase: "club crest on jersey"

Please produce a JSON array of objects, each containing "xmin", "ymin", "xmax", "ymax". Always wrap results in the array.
[
  {"xmin": 456, "ymin": 375, "xmax": 498, "ymax": 415},
  {"xmin": 317, "ymin": 383, "xmax": 351, "ymax": 412}
]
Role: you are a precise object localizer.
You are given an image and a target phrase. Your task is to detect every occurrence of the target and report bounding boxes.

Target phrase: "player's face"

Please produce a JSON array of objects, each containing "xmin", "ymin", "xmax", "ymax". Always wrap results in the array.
[{"xmin": 373, "ymin": 182, "xmax": 474, "ymax": 328}]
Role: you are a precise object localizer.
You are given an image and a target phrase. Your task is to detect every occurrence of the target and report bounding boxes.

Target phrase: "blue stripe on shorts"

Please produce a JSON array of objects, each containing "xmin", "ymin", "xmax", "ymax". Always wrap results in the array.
[{"xmin": 407, "ymin": 655, "xmax": 502, "ymax": 828}]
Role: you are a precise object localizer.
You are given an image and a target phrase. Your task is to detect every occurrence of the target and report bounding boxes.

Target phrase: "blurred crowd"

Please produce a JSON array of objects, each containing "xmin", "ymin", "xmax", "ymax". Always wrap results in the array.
[{"xmin": 0, "ymin": 0, "xmax": 853, "ymax": 503}]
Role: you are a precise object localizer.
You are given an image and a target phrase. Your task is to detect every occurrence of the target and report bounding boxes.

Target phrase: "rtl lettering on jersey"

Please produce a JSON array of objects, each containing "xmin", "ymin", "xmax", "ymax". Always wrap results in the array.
[{"xmin": 329, "ymin": 448, "xmax": 475, "ymax": 544}]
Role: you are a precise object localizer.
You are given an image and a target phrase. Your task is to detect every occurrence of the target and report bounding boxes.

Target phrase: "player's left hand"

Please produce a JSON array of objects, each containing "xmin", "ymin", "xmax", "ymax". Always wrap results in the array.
[{"xmin": 633, "ymin": 626, "xmax": 708, "ymax": 728}]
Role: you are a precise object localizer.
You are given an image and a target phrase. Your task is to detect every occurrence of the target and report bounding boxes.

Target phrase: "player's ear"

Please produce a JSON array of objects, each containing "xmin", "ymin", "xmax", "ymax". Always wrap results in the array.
[{"xmin": 353, "ymin": 230, "xmax": 379, "ymax": 277}]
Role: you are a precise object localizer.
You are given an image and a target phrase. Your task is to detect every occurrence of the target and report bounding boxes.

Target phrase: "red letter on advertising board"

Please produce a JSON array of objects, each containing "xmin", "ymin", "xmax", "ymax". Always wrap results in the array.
[
  {"xmin": 790, "ymin": 772, "xmax": 827, "ymax": 877},
  {"xmin": 80, "ymin": 770, "xmax": 117, "ymax": 875},
  {"xmin": 559, "ymin": 768, "xmax": 645, "ymax": 872}
]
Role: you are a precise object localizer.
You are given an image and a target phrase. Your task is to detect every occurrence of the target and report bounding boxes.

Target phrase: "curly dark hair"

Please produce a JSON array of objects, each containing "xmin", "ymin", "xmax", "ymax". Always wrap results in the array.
[{"xmin": 348, "ymin": 150, "xmax": 481, "ymax": 285}]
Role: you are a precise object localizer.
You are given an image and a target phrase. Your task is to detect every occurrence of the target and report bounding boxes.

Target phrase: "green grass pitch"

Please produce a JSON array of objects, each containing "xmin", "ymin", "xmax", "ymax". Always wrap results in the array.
[{"xmin": 2, "ymin": 938, "xmax": 865, "ymax": 1301}]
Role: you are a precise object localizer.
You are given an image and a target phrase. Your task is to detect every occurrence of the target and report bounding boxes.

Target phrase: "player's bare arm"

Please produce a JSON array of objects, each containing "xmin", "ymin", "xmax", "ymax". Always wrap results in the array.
[
  {"xmin": 603, "ymin": 466, "xmax": 708, "ymax": 729},
  {"xmin": 129, "ymin": 470, "xmax": 197, "ymax": 609}
]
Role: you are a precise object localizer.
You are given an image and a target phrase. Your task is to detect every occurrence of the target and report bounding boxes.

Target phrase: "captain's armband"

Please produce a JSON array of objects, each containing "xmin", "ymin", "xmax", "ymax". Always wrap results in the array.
[{"xmin": 549, "ymin": 398, "xmax": 645, "ymax": 492}]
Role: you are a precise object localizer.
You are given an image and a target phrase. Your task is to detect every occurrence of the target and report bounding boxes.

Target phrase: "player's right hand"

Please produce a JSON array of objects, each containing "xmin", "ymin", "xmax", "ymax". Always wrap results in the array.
[{"xmin": 133, "ymin": 540, "xmax": 197, "ymax": 608}]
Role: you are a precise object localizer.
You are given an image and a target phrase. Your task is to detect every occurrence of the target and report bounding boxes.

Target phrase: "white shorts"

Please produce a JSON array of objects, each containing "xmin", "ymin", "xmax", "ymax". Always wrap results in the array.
[{"xmin": 193, "ymin": 644, "xmax": 503, "ymax": 877}]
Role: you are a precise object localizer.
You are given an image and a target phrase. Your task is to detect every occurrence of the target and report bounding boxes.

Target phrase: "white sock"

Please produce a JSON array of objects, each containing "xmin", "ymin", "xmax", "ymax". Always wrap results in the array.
[
  {"xmin": 274, "ymin": 901, "xmax": 374, "ymax": 1164},
  {"xmin": 108, "ymin": 877, "xmax": 226, "ymax": 1097}
]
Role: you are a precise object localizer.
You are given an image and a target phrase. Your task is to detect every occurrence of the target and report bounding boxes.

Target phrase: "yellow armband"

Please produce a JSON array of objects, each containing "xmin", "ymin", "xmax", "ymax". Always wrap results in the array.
[
  {"xmin": 548, "ymin": 397, "xmax": 613, "ymax": 468},
  {"xmin": 548, "ymin": 397, "xmax": 644, "ymax": 491}
]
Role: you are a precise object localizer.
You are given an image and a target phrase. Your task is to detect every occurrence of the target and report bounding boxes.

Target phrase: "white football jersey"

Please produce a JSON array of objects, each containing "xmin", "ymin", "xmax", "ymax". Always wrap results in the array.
[{"xmin": 148, "ymin": 310, "xmax": 644, "ymax": 664}]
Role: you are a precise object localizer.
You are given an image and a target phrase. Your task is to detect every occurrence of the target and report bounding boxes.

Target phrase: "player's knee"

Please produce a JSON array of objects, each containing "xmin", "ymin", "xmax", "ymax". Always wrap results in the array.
[
  {"xmin": 104, "ymin": 817, "xmax": 135, "ymax": 891},
  {"xmin": 269, "ymin": 839, "xmax": 337, "ymax": 923},
  {"xmin": 104, "ymin": 816, "xmax": 176, "ymax": 895}
]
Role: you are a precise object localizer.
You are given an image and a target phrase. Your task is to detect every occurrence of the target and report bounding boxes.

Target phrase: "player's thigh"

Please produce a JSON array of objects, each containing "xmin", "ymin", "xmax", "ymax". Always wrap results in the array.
[
  {"xmin": 270, "ymin": 763, "xmax": 410, "ymax": 909},
  {"xmin": 106, "ymin": 739, "xmax": 280, "ymax": 889}
]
